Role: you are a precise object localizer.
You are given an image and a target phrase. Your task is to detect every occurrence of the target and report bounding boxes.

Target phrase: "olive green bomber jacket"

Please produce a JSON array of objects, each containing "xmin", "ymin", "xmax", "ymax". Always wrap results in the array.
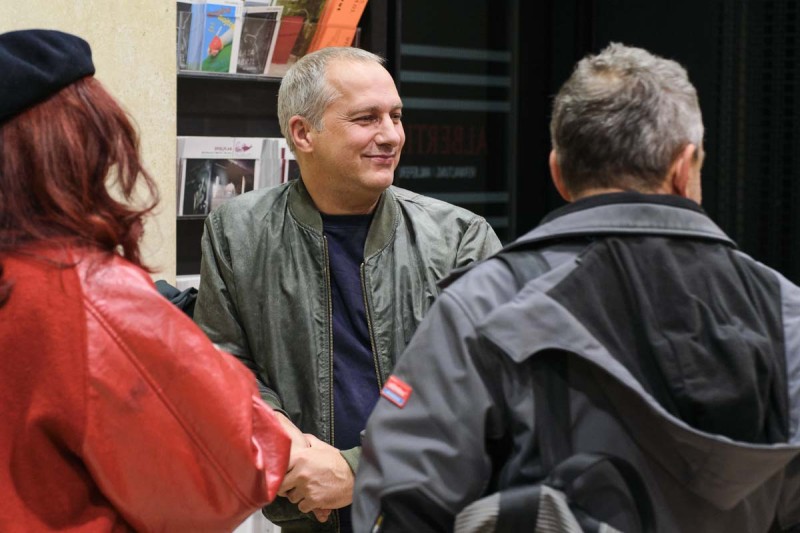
[{"xmin": 193, "ymin": 179, "xmax": 501, "ymax": 530}]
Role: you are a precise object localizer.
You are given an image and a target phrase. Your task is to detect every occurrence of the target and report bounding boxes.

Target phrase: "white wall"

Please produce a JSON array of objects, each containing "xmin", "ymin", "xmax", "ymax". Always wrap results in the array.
[{"xmin": 1, "ymin": 0, "xmax": 178, "ymax": 281}]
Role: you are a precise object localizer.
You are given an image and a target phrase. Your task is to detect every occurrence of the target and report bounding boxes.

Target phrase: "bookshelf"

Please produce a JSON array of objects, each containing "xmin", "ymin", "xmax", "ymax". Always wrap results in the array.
[
  {"xmin": 176, "ymin": 73, "xmax": 281, "ymax": 276},
  {"xmin": 176, "ymin": 0, "xmax": 392, "ymax": 280}
]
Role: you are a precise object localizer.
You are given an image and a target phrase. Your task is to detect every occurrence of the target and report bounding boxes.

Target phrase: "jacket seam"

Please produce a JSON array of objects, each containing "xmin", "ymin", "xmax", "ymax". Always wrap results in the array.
[
  {"xmin": 74, "ymin": 254, "xmax": 91, "ymax": 468},
  {"xmin": 364, "ymin": 191, "xmax": 401, "ymax": 260},
  {"xmin": 288, "ymin": 204, "xmax": 322, "ymax": 236},
  {"xmin": 455, "ymin": 216, "xmax": 484, "ymax": 258},
  {"xmin": 525, "ymin": 226, "xmax": 731, "ymax": 243},
  {"xmin": 207, "ymin": 213, "xmax": 232, "ymax": 268},
  {"xmin": 361, "ymin": 263, "xmax": 383, "ymax": 387},
  {"xmin": 378, "ymin": 481, "xmax": 461, "ymax": 516}
]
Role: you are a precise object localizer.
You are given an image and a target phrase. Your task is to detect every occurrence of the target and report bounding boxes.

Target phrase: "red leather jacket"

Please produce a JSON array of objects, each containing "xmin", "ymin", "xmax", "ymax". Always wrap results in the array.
[{"xmin": 0, "ymin": 245, "xmax": 290, "ymax": 532}]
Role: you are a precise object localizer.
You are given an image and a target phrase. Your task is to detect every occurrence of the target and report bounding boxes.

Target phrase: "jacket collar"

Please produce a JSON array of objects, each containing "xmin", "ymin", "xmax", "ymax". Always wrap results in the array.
[
  {"xmin": 511, "ymin": 192, "xmax": 735, "ymax": 250},
  {"xmin": 288, "ymin": 179, "xmax": 400, "ymax": 258}
]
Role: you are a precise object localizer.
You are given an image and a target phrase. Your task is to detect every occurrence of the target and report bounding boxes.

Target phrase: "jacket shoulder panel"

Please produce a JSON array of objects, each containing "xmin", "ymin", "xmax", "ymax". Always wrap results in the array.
[
  {"xmin": 390, "ymin": 185, "xmax": 485, "ymax": 223},
  {"xmin": 206, "ymin": 183, "xmax": 292, "ymax": 239}
]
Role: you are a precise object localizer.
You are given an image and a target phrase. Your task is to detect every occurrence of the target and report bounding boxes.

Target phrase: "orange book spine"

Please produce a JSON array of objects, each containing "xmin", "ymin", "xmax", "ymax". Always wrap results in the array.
[
  {"xmin": 307, "ymin": 0, "xmax": 335, "ymax": 51},
  {"xmin": 308, "ymin": 0, "xmax": 368, "ymax": 52}
]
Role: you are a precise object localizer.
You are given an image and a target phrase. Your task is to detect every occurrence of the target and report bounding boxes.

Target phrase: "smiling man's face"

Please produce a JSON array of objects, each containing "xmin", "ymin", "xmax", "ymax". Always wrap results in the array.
[{"xmin": 307, "ymin": 59, "xmax": 405, "ymax": 212}]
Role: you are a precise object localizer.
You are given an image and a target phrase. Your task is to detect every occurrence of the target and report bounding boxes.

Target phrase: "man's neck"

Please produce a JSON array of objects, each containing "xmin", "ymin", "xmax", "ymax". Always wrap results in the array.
[
  {"xmin": 316, "ymin": 195, "xmax": 380, "ymax": 215},
  {"xmin": 569, "ymin": 187, "xmax": 628, "ymax": 201},
  {"xmin": 303, "ymin": 182, "xmax": 382, "ymax": 215}
]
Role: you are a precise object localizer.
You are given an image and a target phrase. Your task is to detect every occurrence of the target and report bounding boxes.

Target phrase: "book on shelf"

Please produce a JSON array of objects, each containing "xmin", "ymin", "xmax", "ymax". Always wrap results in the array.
[
  {"xmin": 185, "ymin": 0, "xmax": 245, "ymax": 73},
  {"xmin": 177, "ymin": 0, "xmax": 199, "ymax": 71},
  {"xmin": 180, "ymin": 0, "xmax": 209, "ymax": 71},
  {"xmin": 177, "ymin": 136, "xmax": 292, "ymax": 218},
  {"xmin": 267, "ymin": 0, "xmax": 327, "ymax": 77},
  {"xmin": 262, "ymin": 138, "xmax": 299, "ymax": 185},
  {"xmin": 307, "ymin": 0, "xmax": 368, "ymax": 53},
  {"xmin": 233, "ymin": 5, "xmax": 283, "ymax": 75},
  {"xmin": 177, "ymin": 136, "xmax": 265, "ymax": 218}
]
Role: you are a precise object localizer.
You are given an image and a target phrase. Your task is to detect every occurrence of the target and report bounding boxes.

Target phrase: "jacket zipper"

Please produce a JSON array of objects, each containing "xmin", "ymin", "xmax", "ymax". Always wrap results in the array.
[
  {"xmin": 323, "ymin": 236, "xmax": 341, "ymax": 533},
  {"xmin": 360, "ymin": 263, "xmax": 383, "ymax": 389},
  {"xmin": 323, "ymin": 236, "xmax": 335, "ymax": 446}
]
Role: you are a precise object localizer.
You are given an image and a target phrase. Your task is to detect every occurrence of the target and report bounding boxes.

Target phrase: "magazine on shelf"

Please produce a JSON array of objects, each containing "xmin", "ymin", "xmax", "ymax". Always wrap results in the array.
[
  {"xmin": 233, "ymin": 5, "xmax": 283, "ymax": 75},
  {"xmin": 262, "ymin": 138, "xmax": 299, "ymax": 186},
  {"xmin": 185, "ymin": 0, "xmax": 244, "ymax": 73},
  {"xmin": 182, "ymin": 0, "xmax": 209, "ymax": 70},
  {"xmin": 177, "ymin": 136, "xmax": 269, "ymax": 218},
  {"xmin": 177, "ymin": 0, "xmax": 200, "ymax": 71},
  {"xmin": 283, "ymin": 145, "xmax": 300, "ymax": 182}
]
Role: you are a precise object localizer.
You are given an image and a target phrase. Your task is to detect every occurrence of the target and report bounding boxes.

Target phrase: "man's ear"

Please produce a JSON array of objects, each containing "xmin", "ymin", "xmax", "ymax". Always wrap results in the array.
[
  {"xmin": 289, "ymin": 116, "xmax": 314, "ymax": 153},
  {"xmin": 669, "ymin": 143, "xmax": 699, "ymax": 200},
  {"xmin": 549, "ymin": 150, "xmax": 573, "ymax": 202}
]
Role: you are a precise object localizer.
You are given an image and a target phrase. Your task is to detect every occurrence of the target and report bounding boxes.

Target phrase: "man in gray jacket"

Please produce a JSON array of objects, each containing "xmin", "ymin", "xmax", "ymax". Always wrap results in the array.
[
  {"xmin": 193, "ymin": 47, "xmax": 501, "ymax": 533},
  {"xmin": 353, "ymin": 43, "xmax": 800, "ymax": 532}
]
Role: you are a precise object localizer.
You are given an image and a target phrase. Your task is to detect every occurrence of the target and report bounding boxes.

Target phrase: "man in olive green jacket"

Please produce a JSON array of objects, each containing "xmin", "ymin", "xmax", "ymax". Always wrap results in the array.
[{"xmin": 193, "ymin": 46, "xmax": 501, "ymax": 533}]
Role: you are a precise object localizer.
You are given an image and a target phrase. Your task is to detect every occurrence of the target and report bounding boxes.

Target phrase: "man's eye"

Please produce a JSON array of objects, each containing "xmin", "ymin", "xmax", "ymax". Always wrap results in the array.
[
  {"xmin": 392, "ymin": 114, "xmax": 403, "ymax": 122},
  {"xmin": 356, "ymin": 116, "xmax": 375, "ymax": 123}
]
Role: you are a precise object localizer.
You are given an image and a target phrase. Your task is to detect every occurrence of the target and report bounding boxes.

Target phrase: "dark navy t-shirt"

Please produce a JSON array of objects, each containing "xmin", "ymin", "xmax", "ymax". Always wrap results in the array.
[{"xmin": 321, "ymin": 213, "xmax": 380, "ymax": 533}]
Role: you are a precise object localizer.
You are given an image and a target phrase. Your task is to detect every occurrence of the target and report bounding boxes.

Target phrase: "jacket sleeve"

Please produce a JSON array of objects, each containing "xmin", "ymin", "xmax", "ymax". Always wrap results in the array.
[
  {"xmin": 341, "ymin": 446, "xmax": 361, "ymax": 475},
  {"xmin": 777, "ymin": 271, "xmax": 800, "ymax": 530},
  {"xmin": 193, "ymin": 212, "xmax": 284, "ymax": 411},
  {"xmin": 353, "ymin": 291, "xmax": 504, "ymax": 532},
  {"xmin": 455, "ymin": 216, "xmax": 503, "ymax": 267},
  {"xmin": 81, "ymin": 272, "xmax": 291, "ymax": 532},
  {"xmin": 777, "ymin": 454, "xmax": 800, "ymax": 530}
]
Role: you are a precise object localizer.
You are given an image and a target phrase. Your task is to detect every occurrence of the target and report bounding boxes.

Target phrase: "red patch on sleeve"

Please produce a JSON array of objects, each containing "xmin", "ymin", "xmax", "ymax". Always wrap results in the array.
[{"xmin": 381, "ymin": 375, "xmax": 412, "ymax": 408}]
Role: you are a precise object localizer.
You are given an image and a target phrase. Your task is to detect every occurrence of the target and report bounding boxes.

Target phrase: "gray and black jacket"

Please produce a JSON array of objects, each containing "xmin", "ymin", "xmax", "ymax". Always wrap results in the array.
[
  {"xmin": 353, "ymin": 192, "xmax": 800, "ymax": 532},
  {"xmin": 193, "ymin": 178, "xmax": 501, "ymax": 531}
]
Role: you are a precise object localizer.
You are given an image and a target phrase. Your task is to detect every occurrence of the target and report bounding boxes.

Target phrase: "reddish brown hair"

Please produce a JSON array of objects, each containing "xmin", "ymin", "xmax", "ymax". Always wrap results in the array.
[{"xmin": 0, "ymin": 76, "xmax": 159, "ymax": 305}]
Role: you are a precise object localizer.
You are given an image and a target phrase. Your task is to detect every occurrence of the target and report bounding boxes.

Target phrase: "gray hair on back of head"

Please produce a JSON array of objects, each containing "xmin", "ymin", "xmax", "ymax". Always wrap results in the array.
[
  {"xmin": 278, "ymin": 47, "xmax": 385, "ymax": 153},
  {"xmin": 550, "ymin": 42, "xmax": 704, "ymax": 194}
]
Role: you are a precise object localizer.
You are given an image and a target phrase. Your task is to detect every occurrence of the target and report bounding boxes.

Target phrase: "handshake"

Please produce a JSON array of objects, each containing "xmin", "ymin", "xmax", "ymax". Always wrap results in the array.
[{"xmin": 275, "ymin": 413, "xmax": 354, "ymax": 523}]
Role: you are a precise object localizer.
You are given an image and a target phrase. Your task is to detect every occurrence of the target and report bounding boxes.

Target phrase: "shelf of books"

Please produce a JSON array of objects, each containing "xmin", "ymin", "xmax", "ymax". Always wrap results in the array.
[
  {"xmin": 177, "ymin": 0, "xmax": 284, "ymax": 77},
  {"xmin": 178, "ymin": 70, "xmax": 282, "ymax": 83},
  {"xmin": 177, "ymin": 0, "xmax": 368, "ymax": 79},
  {"xmin": 175, "ymin": 136, "xmax": 297, "ymax": 279}
]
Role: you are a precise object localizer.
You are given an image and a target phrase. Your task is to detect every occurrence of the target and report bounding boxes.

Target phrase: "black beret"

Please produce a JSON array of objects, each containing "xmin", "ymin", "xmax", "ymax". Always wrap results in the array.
[{"xmin": 0, "ymin": 29, "xmax": 95, "ymax": 123}]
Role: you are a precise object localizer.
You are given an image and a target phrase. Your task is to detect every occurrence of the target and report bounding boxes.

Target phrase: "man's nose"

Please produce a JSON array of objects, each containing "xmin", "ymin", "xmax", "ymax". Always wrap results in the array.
[{"xmin": 375, "ymin": 115, "xmax": 403, "ymax": 146}]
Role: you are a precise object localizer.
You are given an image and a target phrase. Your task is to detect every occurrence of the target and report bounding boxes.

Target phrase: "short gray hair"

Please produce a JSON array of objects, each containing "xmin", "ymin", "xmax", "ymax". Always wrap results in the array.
[
  {"xmin": 550, "ymin": 43, "xmax": 704, "ymax": 194},
  {"xmin": 278, "ymin": 47, "xmax": 385, "ymax": 152}
]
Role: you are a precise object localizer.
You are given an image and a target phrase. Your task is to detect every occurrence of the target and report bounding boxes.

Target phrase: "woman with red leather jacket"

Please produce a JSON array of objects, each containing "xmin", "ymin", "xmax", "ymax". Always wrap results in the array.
[{"xmin": 0, "ymin": 29, "xmax": 291, "ymax": 532}]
